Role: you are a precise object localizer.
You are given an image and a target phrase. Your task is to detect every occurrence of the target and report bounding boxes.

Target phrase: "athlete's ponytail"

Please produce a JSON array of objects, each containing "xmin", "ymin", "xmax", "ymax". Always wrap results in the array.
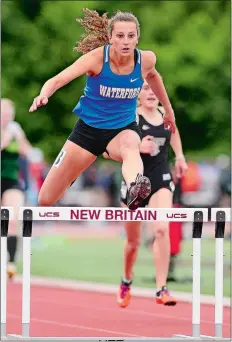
[
  {"xmin": 74, "ymin": 9, "xmax": 140, "ymax": 54},
  {"xmin": 74, "ymin": 9, "xmax": 109, "ymax": 54}
]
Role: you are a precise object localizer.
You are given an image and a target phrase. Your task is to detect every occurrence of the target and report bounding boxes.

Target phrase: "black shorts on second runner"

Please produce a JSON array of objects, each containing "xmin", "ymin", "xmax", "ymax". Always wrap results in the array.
[
  {"xmin": 1, "ymin": 178, "xmax": 24, "ymax": 198},
  {"xmin": 68, "ymin": 119, "xmax": 141, "ymax": 156},
  {"xmin": 120, "ymin": 162, "xmax": 175, "ymax": 208}
]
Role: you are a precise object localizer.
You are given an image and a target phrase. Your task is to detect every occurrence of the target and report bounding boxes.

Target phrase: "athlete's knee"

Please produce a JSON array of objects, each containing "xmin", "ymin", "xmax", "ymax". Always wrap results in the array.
[
  {"xmin": 121, "ymin": 130, "xmax": 140, "ymax": 150},
  {"xmin": 127, "ymin": 237, "xmax": 141, "ymax": 252},
  {"xmin": 154, "ymin": 222, "xmax": 169, "ymax": 238},
  {"xmin": 38, "ymin": 190, "xmax": 55, "ymax": 207},
  {"xmin": 8, "ymin": 220, "xmax": 18, "ymax": 235}
]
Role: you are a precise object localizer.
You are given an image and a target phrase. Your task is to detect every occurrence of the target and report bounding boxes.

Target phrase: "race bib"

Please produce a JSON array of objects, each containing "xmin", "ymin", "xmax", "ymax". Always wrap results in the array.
[{"xmin": 120, "ymin": 181, "xmax": 127, "ymax": 199}]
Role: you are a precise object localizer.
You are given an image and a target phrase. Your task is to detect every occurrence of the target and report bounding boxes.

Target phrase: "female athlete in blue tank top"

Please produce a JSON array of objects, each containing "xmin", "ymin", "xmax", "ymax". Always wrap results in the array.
[
  {"xmin": 73, "ymin": 43, "xmax": 143, "ymax": 129},
  {"xmin": 29, "ymin": 9, "xmax": 176, "ymax": 210}
]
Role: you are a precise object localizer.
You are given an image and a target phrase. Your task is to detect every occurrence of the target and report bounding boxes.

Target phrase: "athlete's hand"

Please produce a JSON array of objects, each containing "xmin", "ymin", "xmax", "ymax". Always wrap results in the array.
[
  {"xmin": 29, "ymin": 95, "xmax": 48, "ymax": 112},
  {"xmin": 163, "ymin": 108, "xmax": 176, "ymax": 133},
  {"xmin": 140, "ymin": 136, "xmax": 158, "ymax": 155},
  {"xmin": 175, "ymin": 156, "xmax": 188, "ymax": 178}
]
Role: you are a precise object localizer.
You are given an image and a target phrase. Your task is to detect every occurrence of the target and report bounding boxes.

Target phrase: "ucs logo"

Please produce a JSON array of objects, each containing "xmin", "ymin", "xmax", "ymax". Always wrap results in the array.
[
  {"xmin": 167, "ymin": 213, "xmax": 187, "ymax": 218},
  {"xmin": 39, "ymin": 212, "xmax": 60, "ymax": 218}
]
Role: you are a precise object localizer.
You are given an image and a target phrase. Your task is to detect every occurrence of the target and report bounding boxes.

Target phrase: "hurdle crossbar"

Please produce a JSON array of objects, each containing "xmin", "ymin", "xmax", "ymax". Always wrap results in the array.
[{"xmin": 18, "ymin": 206, "xmax": 209, "ymax": 222}]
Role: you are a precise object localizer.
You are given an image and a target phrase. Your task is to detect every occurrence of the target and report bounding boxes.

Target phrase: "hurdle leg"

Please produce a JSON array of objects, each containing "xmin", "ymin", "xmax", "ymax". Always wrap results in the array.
[
  {"xmin": 22, "ymin": 209, "xmax": 33, "ymax": 338},
  {"xmin": 173, "ymin": 211, "xmax": 203, "ymax": 339},
  {"xmin": 201, "ymin": 210, "xmax": 227, "ymax": 341},
  {"xmin": 1, "ymin": 209, "xmax": 10, "ymax": 338},
  {"xmin": 191, "ymin": 212, "xmax": 203, "ymax": 338},
  {"xmin": 214, "ymin": 211, "xmax": 225, "ymax": 338}
]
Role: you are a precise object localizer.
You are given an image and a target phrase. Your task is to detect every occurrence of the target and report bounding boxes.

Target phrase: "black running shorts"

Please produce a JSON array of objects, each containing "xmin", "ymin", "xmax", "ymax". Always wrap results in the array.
[
  {"xmin": 68, "ymin": 119, "xmax": 141, "ymax": 156},
  {"xmin": 1, "ymin": 179, "xmax": 24, "ymax": 198}
]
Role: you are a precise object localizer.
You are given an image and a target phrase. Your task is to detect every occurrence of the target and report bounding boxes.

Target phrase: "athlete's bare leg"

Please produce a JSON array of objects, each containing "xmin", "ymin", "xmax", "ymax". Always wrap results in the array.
[
  {"xmin": 148, "ymin": 189, "xmax": 172, "ymax": 288},
  {"xmin": 38, "ymin": 140, "xmax": 96, "ymax": 206},
  {"xmin": 121, "ymin": 202, "xmax": 142, "ymax": 280},
  {"xmin": 117, "ymin": 202, "xmax": 142, "ymax": 307},
  {"xmin": 106, "ymin": 130, "xmax": 143, "ymax": 186},
  {"xmin": 148, "ymin": 188, "xmax": 176, "ymax": 305},
  {"xmin": 1, "ymin": 189, "xmax": 25, "ymax": 278},
  {"xmin": 106, "ymin": 130, "xmax": 151, "ymax": 210}
]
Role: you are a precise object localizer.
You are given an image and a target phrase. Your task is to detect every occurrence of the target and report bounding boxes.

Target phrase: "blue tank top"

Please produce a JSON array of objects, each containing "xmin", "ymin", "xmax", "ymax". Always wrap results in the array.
[{"xmin": 73, "ymin": 44, "xmax": 143, "ymax": 129}]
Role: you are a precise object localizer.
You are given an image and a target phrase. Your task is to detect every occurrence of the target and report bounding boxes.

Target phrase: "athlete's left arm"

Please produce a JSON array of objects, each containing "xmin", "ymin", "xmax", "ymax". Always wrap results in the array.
[
  {"xmin": 19, "ymin": 135, "xmax": 33, "ymax": 158},
  {"xmin": 170, "ymin": 128, "xmax": 188, "ymax": 178},
  {"xmin": 142, "ymin": 51, "xmax": 176, "ymax": 133}
]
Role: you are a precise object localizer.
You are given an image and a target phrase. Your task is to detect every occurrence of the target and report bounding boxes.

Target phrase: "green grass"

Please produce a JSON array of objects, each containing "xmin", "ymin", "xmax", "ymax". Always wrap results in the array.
[{"xmin": 18, "ymin": 236, "xmax": 230, "ymax": 296}]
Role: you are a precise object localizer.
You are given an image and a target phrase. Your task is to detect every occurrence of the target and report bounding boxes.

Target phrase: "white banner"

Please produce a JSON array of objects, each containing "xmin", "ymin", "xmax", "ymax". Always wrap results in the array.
[
  {"xmin": 211, "ymin": 208, "xmax": 231, "ymax": 222},
  {"xmin": 1, "ymin": 207, "xmax": 14, "ymax": 220},
  {"xmin": 19, "ymin": 207, "xmax": 209, "ymax": 222}
]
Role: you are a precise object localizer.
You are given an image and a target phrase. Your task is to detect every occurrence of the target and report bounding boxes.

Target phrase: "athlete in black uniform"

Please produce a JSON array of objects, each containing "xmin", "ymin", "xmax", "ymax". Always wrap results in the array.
[
  {"xmin": 117, "ymin": 81, "xmax": 188, "ymax": 308},
  {"xmin": 123, "ymin": 111, "xmax": 175, "ymax": 204}
]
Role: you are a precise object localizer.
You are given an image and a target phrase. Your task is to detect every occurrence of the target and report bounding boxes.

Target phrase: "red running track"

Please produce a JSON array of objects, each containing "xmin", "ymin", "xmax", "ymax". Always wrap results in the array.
[{"xmin": 6, "ymin": 283, "xmax": 230, "ymax": 338}]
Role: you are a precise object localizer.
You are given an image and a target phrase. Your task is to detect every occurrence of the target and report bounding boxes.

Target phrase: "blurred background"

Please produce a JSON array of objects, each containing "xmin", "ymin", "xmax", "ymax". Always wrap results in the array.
[{"xmin": 2, "ymin": 1, "xmax": 231, "ymax": 296}]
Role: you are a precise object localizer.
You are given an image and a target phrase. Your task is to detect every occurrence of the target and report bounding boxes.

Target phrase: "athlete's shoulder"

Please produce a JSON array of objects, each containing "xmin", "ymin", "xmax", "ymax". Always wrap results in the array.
[
  {"xmin": 84, "ymin": 46, "xmax": 105, "ymax": 75},
  {"xmin": 136, "ymin": 111, "xmax": 145, "ymax": 123},
  {"xmin": 157, "ymin": 106, "xmax": 165, "ymax": 116},
  {"xmin": 140, "ymin": 50, "xmax": 157, "ymax": 68},
  {"xmin": 78, "ymin": 46, "xmax": 105, "ymax": 64},
  {"xmin": 88, "ymin": 46, "xmax": 105, "ymax": 58},
  {"xmin": 136, "ymin": 111, "xmax": 142, "ymax": 124}
]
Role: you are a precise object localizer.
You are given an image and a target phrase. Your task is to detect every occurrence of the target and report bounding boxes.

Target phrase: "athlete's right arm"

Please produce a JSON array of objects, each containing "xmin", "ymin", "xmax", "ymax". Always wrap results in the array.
[{"xmin": 29, "ymin": 47, "xmax": 104, "ymax": 112}]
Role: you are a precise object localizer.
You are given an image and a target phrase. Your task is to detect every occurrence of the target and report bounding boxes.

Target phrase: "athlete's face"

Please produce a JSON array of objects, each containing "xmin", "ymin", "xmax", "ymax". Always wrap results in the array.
[
  {"xmin": 110, "ymin": 21, "xmax": 138, "ymax": 56},
  {"xmin": 139, "ymin": 82, "xmax": 159, "ymax": 110},
  {"xmin": 1, "ymin": 100, "xmax": 15, "ymax": 129}
]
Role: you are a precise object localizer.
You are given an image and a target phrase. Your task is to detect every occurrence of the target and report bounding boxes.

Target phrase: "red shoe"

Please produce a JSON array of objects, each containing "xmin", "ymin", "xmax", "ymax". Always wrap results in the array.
[
  {"xmin": 156, "ymin": 286, "xmax": 177, "ymax": 306},
  {"xmin": 117, "ymin": 280, "xmax": 132, "ymax": 308},
  {"xmin": 7, "ymin": 262, "xmax": 16, "ymax": 280}
]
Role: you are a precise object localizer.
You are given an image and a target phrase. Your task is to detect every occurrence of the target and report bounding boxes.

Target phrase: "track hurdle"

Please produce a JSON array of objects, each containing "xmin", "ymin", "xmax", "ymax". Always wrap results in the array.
[
  {"xmin": 173, "ymin": 208, "xmax": 231, "ymax": 340},
  {"xmin": 1, "ymin": 207, "xmax": 14, "ymax": 338},
  {"xmin": 1, "ymin": 206, "xmax": 230, "ymax": 341}
]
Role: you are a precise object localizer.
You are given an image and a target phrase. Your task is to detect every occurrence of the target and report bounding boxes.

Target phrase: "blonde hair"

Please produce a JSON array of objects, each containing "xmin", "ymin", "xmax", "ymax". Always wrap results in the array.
[{"xmin": 74, "ymin": 9, "xmax": 140, "ymax": 54}]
